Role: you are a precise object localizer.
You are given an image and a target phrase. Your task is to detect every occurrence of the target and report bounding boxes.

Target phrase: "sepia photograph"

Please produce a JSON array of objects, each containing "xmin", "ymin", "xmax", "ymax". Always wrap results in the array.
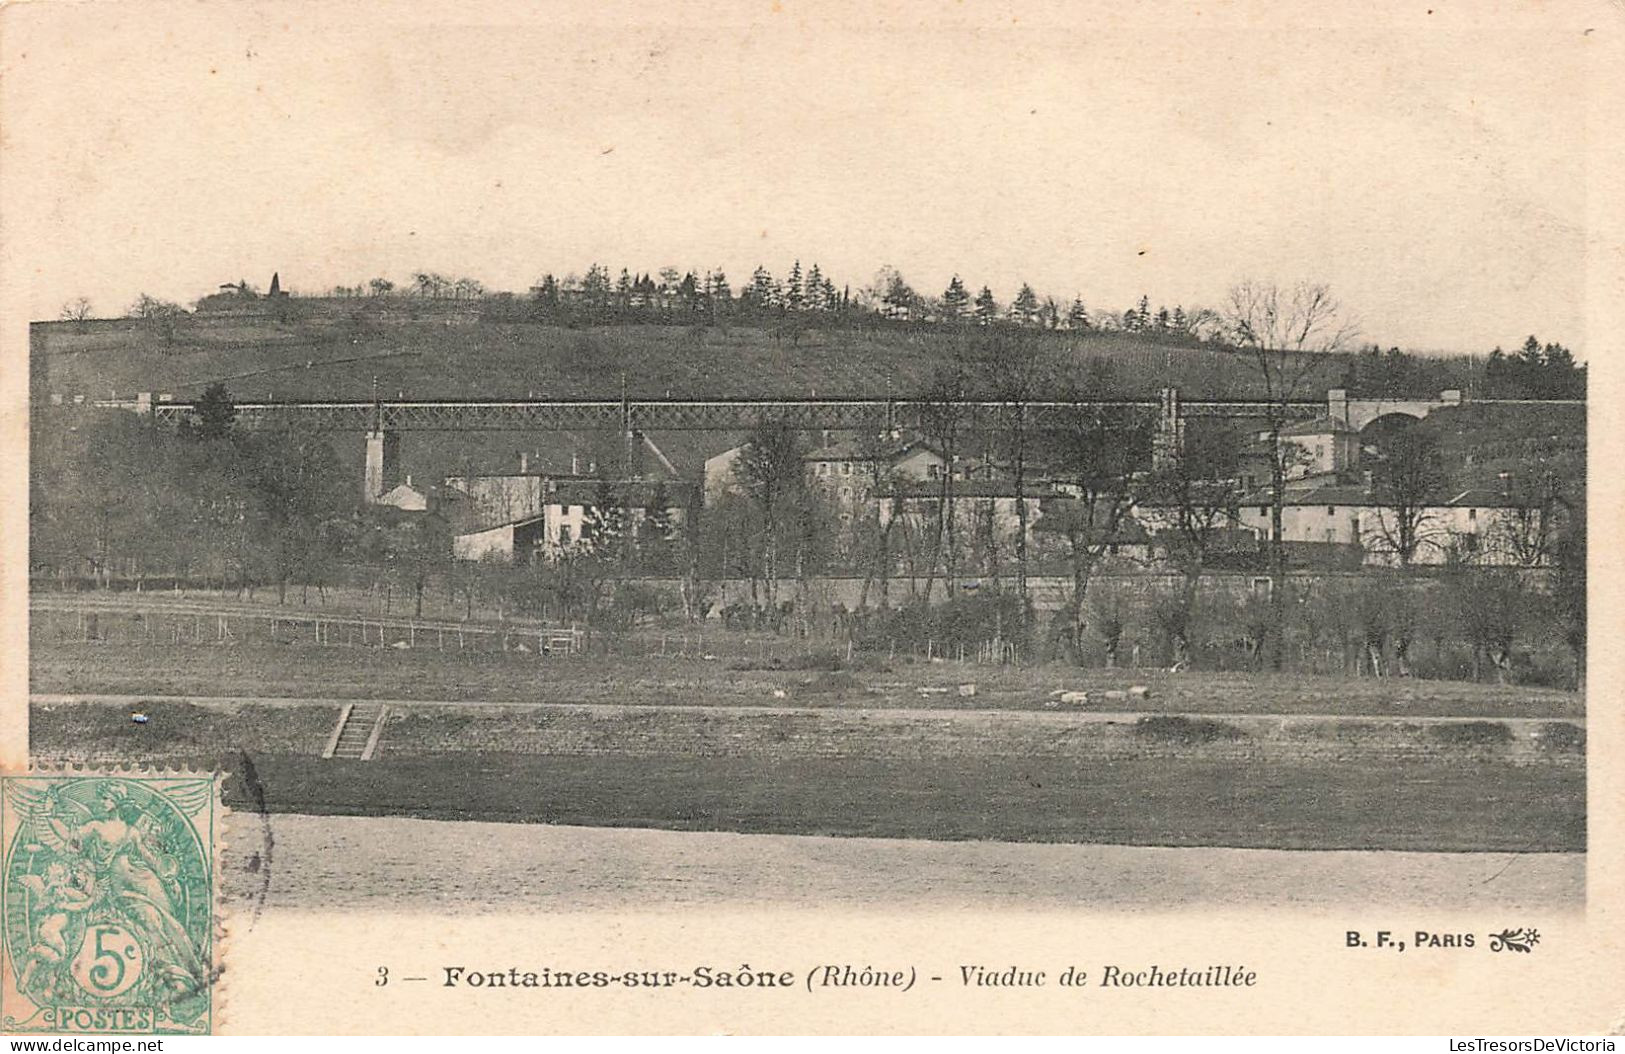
[{"xmin": 1, "ymin": 0, "xmax": 1615, "ymax": 1037}]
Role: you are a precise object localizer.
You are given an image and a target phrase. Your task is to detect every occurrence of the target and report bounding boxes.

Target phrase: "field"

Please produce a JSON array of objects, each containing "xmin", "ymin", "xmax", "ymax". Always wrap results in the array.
[
  {"xmin": 29, "ymin": 636, "xmax": 1586, "ymax": 719},
  {"xmin": 36, "ymin": 315, "xmax": 1348, "ymax": 402},
  {"xmin": 29, "ymin": 696, "xmax": 1585, "ymax": 853},
  {"xmin": 30, "ymin": 631, "xmax": 1586, "ymax": 855}
]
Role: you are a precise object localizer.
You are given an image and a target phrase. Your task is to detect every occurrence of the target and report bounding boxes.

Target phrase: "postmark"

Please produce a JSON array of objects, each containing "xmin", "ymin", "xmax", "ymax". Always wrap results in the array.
[{"xmin": 1, "ymin": 773, "xmax": 220, "ymax": 1035}]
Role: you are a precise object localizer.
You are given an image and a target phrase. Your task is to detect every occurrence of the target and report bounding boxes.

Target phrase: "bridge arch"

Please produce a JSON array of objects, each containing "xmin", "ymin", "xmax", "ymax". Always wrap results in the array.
[
  {"xmin": 1328, "ymin": 389, "xmax": 1463, "ymax": 431},
  {"xmin": 1359, "ymin": 409, "xmax": 1425, "ymax": 434}
]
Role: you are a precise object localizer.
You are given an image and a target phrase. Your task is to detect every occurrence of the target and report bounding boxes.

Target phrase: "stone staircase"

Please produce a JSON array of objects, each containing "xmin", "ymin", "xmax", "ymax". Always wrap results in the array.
[{"xmin": 322, "ymin": 702, "xmax": 388, "ymax": 761}]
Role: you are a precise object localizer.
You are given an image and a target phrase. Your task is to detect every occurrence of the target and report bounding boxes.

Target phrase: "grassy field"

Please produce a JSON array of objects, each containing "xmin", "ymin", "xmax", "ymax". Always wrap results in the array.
[
  {"xmin": 230, "ymin": 752, "xmax": 1580, "ymax": 852},
  {"xmin": 37, "ymin": 316, "xmax": 1349, "ymax": 401},
  {"xmin": 29, "ymin": 698, "xmax": 1585, "ymax": 853},
  {"xmin": 29, "ymin": 638, "xmax": 1586, "ymax": 718},
  {"xmin": 30, "ymin": 630, "xmax": 1584, "ymax": 853}
]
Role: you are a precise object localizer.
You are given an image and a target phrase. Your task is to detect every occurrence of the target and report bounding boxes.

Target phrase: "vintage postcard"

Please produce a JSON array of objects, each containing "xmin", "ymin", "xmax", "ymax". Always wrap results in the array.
[{"xmin": 1, "ymin": 0, "xmax": 1621, "ymax": 1036}]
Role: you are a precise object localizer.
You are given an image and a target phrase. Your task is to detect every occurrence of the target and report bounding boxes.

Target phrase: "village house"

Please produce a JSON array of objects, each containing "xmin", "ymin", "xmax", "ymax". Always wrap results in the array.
[
  {"xmin": 1233, "ymin": 478, "xmax": 1565, "ymax": 567},
  {"xmin": 878, "ymin": 478, "xmax": 1058, "ymax": 543},
  {"xmin": 702, "ymin": 445, "xmax": 747, "ymax": 504},
  {"xmin": 1237, "ymin": 415, "xmax": 1362, "ymax": 489},
  {"xmin": 448, "ymin": 477, "xmax": 697, "ymax": 563},
  {"xmin": 802, "ymin": 435, "xmax": 950, "ymax": 509},
  {"xmin": 375, "ymin": 477, "xmax": 429, "ymax": 512},
  {"xmin": 1027, "ymin": 498, "xmax": 1155, "ymax": 564},
  {"xmin": 705, "ymin": 432, "xmax": 955, "ymax": 509}
]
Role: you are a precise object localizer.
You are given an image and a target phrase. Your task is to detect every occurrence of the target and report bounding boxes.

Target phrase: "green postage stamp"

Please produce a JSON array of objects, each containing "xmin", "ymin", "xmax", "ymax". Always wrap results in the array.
[{"xmin": 1, "ymin": 773, "xmax": 220, "ymax": 1036}]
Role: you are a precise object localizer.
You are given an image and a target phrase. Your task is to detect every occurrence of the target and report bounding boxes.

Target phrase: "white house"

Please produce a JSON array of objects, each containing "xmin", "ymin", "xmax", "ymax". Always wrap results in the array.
[
  {"xmin": 1234, "ymin": 480, "xmax": 1566, "ymax": 567},
  {"xmin": 803, "ymin": 436, "xmax": 950, "ymax": 510},
  {"xmin": 878, "ymin": 478, "xmax": 1059, "ymax": 550},
  {"xmin": 449, "ymin": 477, "xmax": 696, "ymax": 563},
  {"xmin": 1238, "ymin": 415, "xmax": 1362, "ymax": 488},
  {"xmin": 375, "ymin": 479, "xmax": 429, "ymax": 512},
  {"xmin": 703, "ymin": 445, "xmax": 747, "ymax": 504},
  {"xmin": 452, "ymin": 514, "xmax": 549, "ymax": 562}
]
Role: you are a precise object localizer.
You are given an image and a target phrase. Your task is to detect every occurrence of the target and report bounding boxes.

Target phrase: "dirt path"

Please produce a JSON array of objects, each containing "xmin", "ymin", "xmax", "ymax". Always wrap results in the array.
[
  {"xmin": 224, "ymin": 813, "xmax": 1583, "ymax": 914},
  {"xmin": 33, "ymin": 691, "xmax": 1583, "ymax": 727}
]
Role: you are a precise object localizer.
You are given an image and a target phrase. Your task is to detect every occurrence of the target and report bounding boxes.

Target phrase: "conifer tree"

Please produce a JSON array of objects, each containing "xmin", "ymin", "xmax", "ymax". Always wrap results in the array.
[
  {"xmin": 583, "ymin": 263, "xmax": 612, "ymax": 306},
  {"xmin": 786, "ymin": 260, "xmax": 804, "ymax": 311},
  {"xmin": 750, "ymin": 266, "xmax": 775, "ymax": 307},
  {"xmin": 942, "ymin": 275, "xmax": 970, "ymax": 320},
  {"xmin": 1012, "ymin": 283, "xmax": 1040, "ymax": 326},
  {"xmin": 804, "ymin": 263, "xmax": 824, "ymax": 309},
  {"xmin": 974, "ymin": 286, "xmax": 998, "ymax": 325}
]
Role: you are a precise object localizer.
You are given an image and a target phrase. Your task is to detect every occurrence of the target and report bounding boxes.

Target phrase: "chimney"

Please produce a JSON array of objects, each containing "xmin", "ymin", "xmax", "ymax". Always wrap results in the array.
[
  {"xmin": 520, "ymin": 452, "xmax": 529, "ymax": 473},
  {"xmin": 405, "ymin": 474, "xmax": 412, "ymax": 488},
  {"xmin": 572, "ymin": 451, "xmax": 579, "ymax": 475}
]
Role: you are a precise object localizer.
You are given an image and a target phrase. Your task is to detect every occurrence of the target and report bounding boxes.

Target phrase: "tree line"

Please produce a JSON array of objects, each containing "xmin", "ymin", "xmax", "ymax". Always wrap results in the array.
[
  {"xmin": 58, "ymin": 266, "xmax": 1585, "ymax": 406},
  {"xmin": 29, "ymin": 385, "xmax": 444, "ymax": 613},
  {"xmin": 1341, "ymin": 336, "xmax": 1584, "ymax": 400}
]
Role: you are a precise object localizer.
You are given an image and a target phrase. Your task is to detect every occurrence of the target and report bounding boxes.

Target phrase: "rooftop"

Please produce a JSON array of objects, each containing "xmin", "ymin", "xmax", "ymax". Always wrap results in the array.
[{"xmin": 1280, "ymin": 415, "xmax": 1360, "ymax": 437}]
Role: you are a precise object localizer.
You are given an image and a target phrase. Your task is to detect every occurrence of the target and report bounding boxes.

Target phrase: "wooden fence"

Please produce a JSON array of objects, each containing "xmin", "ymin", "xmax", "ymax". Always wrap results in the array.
[
  {"xmin": 30, "ymin": 605, "xmax": 584, "ymax": 656},
  {"xmin": 30, "ymin": 603, "xmax": 1026, "ymax": 668}
]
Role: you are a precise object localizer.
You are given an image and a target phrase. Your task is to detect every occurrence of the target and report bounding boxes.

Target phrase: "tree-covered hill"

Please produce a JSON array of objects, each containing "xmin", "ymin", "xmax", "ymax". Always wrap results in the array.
[{"xmin": 35, "ymin": 313, "xmax": 1362, "ymax": 402}]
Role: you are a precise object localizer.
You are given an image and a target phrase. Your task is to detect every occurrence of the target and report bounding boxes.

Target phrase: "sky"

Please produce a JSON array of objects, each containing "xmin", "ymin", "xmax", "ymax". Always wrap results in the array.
[{"xmin": 0, "ymin": 0, "xmax": 1608, "ymax": 355}]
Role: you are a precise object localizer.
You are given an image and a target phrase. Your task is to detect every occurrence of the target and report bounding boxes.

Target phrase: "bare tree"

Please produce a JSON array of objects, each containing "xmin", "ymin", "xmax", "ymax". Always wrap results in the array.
[
  {"xmin": 60, "ymin": 297, "xmax": 94, "ymax": 332},
  {"xmin": 1225, "ymin": 279, "xmax": 1357, "ymax": 667},
  {"xmin": 916, "ymin": 352, "xmax": 975, "ymax": 599},
  {"xmin": 1038, "ymin": 379, "xmax": 1149, "ymax": 662},
  {"xmin": 1487, "ymin": 469, "xmax": 1567, "ymax": 567},
  {"xmin": 1362, "ymin": 426, "xmax": 1446, "ymax": 568},
  {"xmin": 128, "ymin": 293, "xmax": 187, "ymax": 346},
  {"xmin": 129, "ymin": 293, "xmax": 183, "ymax": 320},
  {"xmin": 732, "ymin": 420, "xmax": 807, "ymax": 611},
  {"xmin": 1446, "ymin": 569, "xmax": 1526, "ymax": 684},
  {"xmin": 975, "ymin": 331, "xmax": 1059, "ymax": 608},
  {"xmin": 850, "ymin": 410, "xmax": 903, "ymax": 610},
  {"xmin": 1180, "ymin": 306, "xmax": 1225, "ymax": 341},
  {"xmin": 1139, "ymin": 423, "xmax": 1244, "ymax": 666}
]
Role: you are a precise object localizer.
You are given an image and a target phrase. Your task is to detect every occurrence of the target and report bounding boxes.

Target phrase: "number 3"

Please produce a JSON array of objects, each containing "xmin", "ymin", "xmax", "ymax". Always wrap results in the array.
[{"xmin": 376, "ymin": 966, "xmax": 389, "ymax": 987}]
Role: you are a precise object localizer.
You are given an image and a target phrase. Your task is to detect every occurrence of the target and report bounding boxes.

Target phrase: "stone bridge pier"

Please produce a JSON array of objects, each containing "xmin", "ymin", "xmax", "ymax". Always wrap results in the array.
[{"xmin": 363, "ymin": 428, "xmax": 401, "ymax": 502}]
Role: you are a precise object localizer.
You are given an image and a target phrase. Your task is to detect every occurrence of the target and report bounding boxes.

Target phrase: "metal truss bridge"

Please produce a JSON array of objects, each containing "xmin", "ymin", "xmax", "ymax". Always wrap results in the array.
[{"xmin": 105, "ymin": 395, "xmax": 1330, "ymax": 433}]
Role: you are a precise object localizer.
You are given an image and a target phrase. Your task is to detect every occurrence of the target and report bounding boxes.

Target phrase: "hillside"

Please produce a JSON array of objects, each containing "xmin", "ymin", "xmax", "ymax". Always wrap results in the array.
[
  {"xmin": 1418, "ymin": 402, "xmax": 1587, "ymax": 493},
  {"xmin": 35, "ymin": 312, "xmax": 1362, "ymax": 402},
  {"xmin": 35, "ymin": 308, "xmax": 1578, "ymax": 489}
]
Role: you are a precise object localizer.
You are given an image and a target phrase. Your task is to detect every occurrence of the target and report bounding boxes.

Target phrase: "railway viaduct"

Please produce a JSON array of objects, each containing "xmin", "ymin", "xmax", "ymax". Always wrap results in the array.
[
  {"xmin": 85, "ymin": 385, "xmax": 1576, "ymax": 497},
  {"xmin": 102, "ymin": 386, "xmax": 1473, "ymax": 432}
]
